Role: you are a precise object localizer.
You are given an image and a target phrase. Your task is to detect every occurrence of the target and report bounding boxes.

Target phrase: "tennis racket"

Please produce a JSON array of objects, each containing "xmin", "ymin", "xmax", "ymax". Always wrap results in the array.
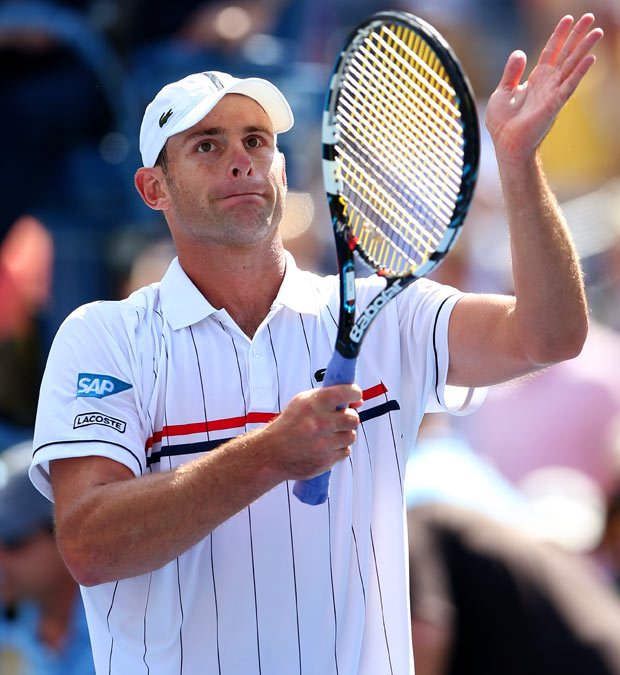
[{"xmin": 292, "ymin": 11, "xmax": 480, "ymax": 506}]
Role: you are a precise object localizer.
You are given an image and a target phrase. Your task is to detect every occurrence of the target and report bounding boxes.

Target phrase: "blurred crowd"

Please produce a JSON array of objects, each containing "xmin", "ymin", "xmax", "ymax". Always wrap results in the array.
[{"xmin": 0, "ymin": 0, "xmax": 619, "ymax": 673}]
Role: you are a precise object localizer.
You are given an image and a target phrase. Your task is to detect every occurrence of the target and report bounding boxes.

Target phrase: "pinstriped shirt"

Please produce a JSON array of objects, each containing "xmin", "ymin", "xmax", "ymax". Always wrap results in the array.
[{"xmin": 31, "ymin": 253, "xmax": 476, "ymax": 675}]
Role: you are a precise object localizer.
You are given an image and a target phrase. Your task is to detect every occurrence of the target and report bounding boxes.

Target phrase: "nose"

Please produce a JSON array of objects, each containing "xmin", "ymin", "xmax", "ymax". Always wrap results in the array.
[{"xmin": 228, "ymin": 144, "xmax": 253, "ymax": 178}]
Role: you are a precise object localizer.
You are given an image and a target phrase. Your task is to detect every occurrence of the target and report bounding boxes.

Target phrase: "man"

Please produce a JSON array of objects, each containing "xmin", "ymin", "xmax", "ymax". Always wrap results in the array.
[
  {"xmin": 0, "ymin": 442, "xmax": 94, "ymax": 674},
  {"xmin": 30, "ymin": 14, "xmax": 600, "ymax": 675}
]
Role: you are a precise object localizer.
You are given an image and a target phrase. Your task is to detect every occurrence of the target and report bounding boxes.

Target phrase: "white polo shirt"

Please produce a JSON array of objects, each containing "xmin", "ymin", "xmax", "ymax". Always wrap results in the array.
[{"xmin": 31, "ymin": 254, "xmax": 478, "ymax": 675}]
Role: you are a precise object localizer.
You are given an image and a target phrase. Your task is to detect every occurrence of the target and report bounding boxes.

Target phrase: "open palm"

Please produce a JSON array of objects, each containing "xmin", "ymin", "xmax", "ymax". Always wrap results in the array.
[{"xmin": 485, "ymin": 14, "xmax": 603, "ymax": 162}]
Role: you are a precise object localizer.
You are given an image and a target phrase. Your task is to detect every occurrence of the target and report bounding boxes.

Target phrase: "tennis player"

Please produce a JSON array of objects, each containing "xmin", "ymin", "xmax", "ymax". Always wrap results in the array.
[{"xmin": 31, "ymin": 14, "xmax": 600, "ymax": 675}]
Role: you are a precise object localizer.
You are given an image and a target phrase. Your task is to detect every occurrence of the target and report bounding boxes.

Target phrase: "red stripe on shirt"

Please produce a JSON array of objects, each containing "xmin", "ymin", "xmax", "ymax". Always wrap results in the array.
[
  {"xmin": 145, "ymin": 383, "xmax": 387, "ymax": 450},
  {"xmin": 363, "ymin": 383, "xmax": 387, "ymax": 400}
]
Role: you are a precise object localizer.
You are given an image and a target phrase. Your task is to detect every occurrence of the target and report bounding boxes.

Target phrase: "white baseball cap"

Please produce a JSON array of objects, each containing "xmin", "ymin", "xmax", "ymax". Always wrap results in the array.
[{"xmin": 139, "ymin": 71, "xmax": 295, "ymax": 168}]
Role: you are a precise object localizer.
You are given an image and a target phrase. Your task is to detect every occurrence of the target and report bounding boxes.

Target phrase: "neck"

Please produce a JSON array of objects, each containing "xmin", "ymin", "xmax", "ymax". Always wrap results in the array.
[{"xmin": 177, "ymin": 239, "xmax": 287, "ymax": 337}]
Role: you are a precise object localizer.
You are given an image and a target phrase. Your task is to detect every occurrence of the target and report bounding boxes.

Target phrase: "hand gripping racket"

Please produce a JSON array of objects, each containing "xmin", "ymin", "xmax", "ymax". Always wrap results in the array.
[{"xmin": 292, "ymin": 12, "xmax": 480, "ymax": 505}]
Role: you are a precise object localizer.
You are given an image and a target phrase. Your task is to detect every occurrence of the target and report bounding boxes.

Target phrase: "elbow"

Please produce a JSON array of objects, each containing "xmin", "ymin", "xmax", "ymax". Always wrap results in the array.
[
  {"xmin": 525, "ymin": 322, "xmax": 588, "ymax": 367},
  {"xmin": 56, "ymin": 528, "xmax": 110, "ymax": 587},
  {"xmin": 563, "ymin": 323, "xmax": 588, "ymax": 361},
  {"xmin": 71, "ymin": 565, "xmax": 107, "ymax": 588}
]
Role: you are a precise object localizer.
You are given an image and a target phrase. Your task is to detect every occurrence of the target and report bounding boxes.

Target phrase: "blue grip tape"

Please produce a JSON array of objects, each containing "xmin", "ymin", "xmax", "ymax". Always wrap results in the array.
[{"xmin": 292, "ymin": 352, "xmax": 357, "ymax": 505}]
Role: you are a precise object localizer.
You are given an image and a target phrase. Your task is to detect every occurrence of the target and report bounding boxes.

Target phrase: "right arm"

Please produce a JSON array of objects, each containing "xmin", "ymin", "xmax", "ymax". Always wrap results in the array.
[{"xmin": 51, "ymin": 384, "xmax": 361, "ymax": 586}]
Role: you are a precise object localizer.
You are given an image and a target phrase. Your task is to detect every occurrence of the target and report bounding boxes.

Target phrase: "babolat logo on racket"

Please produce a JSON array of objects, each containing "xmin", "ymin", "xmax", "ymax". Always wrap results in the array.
[
  {"xmin": 76, "ymin": 373, "xmax": 132, "ymax": 399},
  {"xmin": 350, "ymin": 280, "xmax": 404, "ymax": 343}
]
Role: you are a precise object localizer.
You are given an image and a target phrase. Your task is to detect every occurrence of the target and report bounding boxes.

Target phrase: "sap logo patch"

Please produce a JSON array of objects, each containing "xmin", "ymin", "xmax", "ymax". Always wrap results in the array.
[
  {"xmin": 77, "ymin": 373, "xmax": 132, "ymax": 399},
  {"xmin": 74, "ymin": 413, "xmax": 126, "ymax": 433}
]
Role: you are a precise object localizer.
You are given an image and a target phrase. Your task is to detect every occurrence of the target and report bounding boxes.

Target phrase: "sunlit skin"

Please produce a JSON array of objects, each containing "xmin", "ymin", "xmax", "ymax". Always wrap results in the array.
[
  {"xmin": 162, "ymin": 97, "xmax": 286, "ymax": 247},
  {"xmin": 135, "ymin": 94, "xmax": 288, "ymax": 335},
  {"xmin": 47, "ymin": 15, "xmax": 599, "ymax": 591}
]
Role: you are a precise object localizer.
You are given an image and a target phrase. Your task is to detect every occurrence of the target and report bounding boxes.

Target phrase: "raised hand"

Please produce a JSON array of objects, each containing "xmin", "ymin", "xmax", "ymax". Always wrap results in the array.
[{"xmin": 485, "ymin": 14, "xmax": 604, "ymax": 163}]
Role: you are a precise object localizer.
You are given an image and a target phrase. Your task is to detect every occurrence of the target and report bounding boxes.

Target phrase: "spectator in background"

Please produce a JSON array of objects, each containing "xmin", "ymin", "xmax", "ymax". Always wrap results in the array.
[
  {"xmin": 457, "ymin": 320, "xmax": 620, "ymax": 498},
  {"xmin": 408, "ymin": 502, "xmax": 620, "ymax": 675},
  {"xmin": 596, "ymin": 491, "xmax": 620, "ymax": 592},
  {"xmin": 0, "ymin": 441, "xmax": 94, "ymax": 675},
  {"xmin": 0, "ymin": 216, "xmax": 53, "ymax": 450},
  {"xmin": 594, "ymin": 426, "xmax": 620, "ymax": 592},
  {"xmin": 0, "ymin": 0, "xmax": 152, "ymax": 344},
  {"xmin": 0, "ymin": 0, "xmax": 116, "ymax": 241}
]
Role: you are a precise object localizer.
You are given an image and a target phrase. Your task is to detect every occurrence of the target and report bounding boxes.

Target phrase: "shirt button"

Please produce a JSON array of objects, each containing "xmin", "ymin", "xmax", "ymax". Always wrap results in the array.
[{"xmin": 252, "ymin": 348, "xmax": 262, "ymax": 357}]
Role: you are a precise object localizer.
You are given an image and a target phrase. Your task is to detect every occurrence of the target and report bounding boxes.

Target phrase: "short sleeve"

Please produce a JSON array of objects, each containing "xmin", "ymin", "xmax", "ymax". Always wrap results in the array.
[
  {"xmin": 396, "ymin": 279, "xmax": 486, "ymax": 417},
  {"xmin": 30, "ymin": 302, "xmax": 149, "ymax": 500}
]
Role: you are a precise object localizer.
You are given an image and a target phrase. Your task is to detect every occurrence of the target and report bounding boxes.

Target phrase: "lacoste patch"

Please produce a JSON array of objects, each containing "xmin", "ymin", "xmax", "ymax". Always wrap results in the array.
[
  {"xmin": 74, "ymin": 413, "xmax": 126, "ymax": 433},
  {"xmin": 77, "ymin": 373, "xmax": 132, "ymax": 399}
]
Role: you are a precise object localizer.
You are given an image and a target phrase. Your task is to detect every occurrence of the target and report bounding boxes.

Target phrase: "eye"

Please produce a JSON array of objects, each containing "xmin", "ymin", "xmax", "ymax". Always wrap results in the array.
[
  {"xmin": 197, "ymin": 140, "xmax": 215, "ymax": 153},
  {"xmin": 245, "ymin": 136, "xmax": 262, "ymax": 149}
]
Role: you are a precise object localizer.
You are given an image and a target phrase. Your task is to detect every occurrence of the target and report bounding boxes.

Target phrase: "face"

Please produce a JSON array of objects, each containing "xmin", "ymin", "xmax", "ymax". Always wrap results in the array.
[{"xmin": 143, "ymin": 94, "xmax": 287, "ymax": 251}]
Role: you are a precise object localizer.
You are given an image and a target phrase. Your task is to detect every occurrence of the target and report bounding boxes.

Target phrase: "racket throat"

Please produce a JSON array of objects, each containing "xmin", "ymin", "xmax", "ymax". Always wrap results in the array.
[{"xmin": 349, "ymin": 277, "xmax": 406, "ymax": 347}]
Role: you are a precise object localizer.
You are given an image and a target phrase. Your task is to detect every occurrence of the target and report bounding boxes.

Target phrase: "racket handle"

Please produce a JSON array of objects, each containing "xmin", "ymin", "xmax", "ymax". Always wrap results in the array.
[{"xmin": 292, "ymin": 351, "xmax": 357, "ymax": 505}]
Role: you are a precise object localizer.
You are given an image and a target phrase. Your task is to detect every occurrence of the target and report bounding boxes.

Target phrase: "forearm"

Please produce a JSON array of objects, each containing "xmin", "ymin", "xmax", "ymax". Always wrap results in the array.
[
  {"xmin": 52, "ymin": 384, "xmax": 361, "ymax": 586},
  {"xmin": 447, "ymin": 15, "xmax": 598, "ymax": 387},
  {"xmin": 497, "ymin": 150, "xmax": 588, "ymax": 363},
  {"xmin": 54, "ymin": 428, "xmax": 286, "ymax": 586}
]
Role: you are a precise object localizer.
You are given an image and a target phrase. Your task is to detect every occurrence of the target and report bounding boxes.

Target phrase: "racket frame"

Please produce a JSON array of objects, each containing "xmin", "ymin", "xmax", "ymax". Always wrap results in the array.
[
  {"xmin": 292, "ymin": 11, "xmax": 480, "ymax": 505},
  {"xmin": 323, "ymin": 10, "xmax": 480, "ymax": 360}
]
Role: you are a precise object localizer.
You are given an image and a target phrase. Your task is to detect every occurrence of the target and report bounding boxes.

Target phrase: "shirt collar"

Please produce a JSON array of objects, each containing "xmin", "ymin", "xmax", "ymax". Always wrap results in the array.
[
  {"xmin": 159, "ymin": 252, "xmax": 321, "ymax": 330},
  {"xmin": 273, "ymin": 251, "xmax": 322, "ymax": 315}
]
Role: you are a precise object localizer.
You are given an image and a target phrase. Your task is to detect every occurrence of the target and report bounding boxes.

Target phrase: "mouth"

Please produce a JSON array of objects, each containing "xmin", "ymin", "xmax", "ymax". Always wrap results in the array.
[{"xmin": 218, "ymin": 192, "xmax": 267, "ymax": 206}]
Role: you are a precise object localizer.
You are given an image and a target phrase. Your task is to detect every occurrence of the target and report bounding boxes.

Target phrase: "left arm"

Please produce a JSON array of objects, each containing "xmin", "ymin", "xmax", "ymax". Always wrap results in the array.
[{"xmin": 448, "ymin": 14, "xmax": 603, "ymax": 387}]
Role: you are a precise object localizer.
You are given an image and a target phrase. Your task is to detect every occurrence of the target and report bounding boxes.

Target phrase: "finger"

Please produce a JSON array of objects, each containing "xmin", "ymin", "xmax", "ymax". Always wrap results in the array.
[
  {"xmin": 319, "ymin": 384, "xmax": 363, "ymax": 410},
  {"xmin": 560, "ymin": 26, "xmax": 604, "ymax": 82},
  {"xmin": 559, "ymin": 53, "xmax": 597, "ymax": 104},
  {"xmin": 555, "ymin": 13, "xmax": 596, "ymax": 66},
  {"xmin": 333, "ymin": 430, "xmax": 356, "ymax": 449},
  {"xmin": 498, "ymin": 50, "xmax": 527, "ymax": 90},
  {"xmin": 332, "ymin": 408, "xmax": 360, "ymax": 431},
  {"xmin": 538, "ymin": 15, "xmax": 574, "ymax": 66}
]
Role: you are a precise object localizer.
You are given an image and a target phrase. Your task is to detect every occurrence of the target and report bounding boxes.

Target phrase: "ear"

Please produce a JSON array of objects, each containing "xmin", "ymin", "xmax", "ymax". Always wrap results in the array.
[{"xmin": 134, "ymin": 168, "xmax": 170, "ymax": 211}]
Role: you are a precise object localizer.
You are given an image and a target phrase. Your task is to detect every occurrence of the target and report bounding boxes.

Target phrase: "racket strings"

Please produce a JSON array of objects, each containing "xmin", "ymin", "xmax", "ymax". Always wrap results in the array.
[
  {"xmin": 335, "ymin": 23, "xmax": 466, "ymax": 274},
  {"xmin": 363, "ymin": 38, "xmax": 461, "ymax": 151},
  {"xmin": 387, "ymin": 24, "xmax": 447, "ymax": 259},
  {"xmin": 337, "ymin": 81, "xmax": 450, "ymax": 268},
  {"xmin": 340, "ymin": 55, "xmax": 464, "ymax": 184},
  {"xmin": 378, "ymin": 27, "xmax": 462, "ymax": 137},
  {"xmin": 351, "ymin": 34, "xmax": 463, "ymax": 187},
  {"xmin": 343, "ymin": 48, "xmax": 462, "ymax": 193},
  {"xmin": 352, "ymin": 27, "xmax": 463, "ymax": 204},
  {"xmin": 336, "ymin": 132, "xmax": 447, "ymax": 248},
  {"xmin": 387, "ymin": 26, "xmax": 462, "ymax": 159},
  {"xmin": 338, "ymin": 160, "xmax": 433, "ymax": 258},
  {"xmin": 337, "ymin": 85, "xmax": 460, "ymax": 218}
]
